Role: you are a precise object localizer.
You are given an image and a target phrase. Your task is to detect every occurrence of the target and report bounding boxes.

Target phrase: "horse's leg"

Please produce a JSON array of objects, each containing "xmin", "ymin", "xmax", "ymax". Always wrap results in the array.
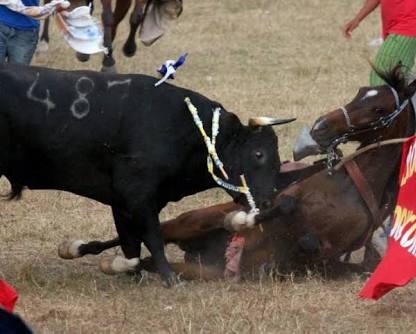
[
  {"xmin": 38, "ymin": 17, "xmax": 50, "ymax": 53},
  {"xmin": 58, "ymin": 201, "xmax": 238, "ymax": 262},
  {"xmin": 162, "ymin": 202, "xmax": 239, "ymax": 242},
  {"xmin": 58, "ymin": 237, "xmax": 120, "ymax": 259},
  {"xmin": 101, "ymin": 0, "xmax": 117, "ymax": 72},
  {"xmin": 122, "ymin": 0, "xmax": 146, "ymax": 57},
  {"xmin": 112, "ymin": 0, "xmax": 132, "ymax": 42},
  {"xmin": 141, "ymin": 258, "xmax": 223, "ymax": 281},
  {"xmin": 362, "ymin": 240, "xmax": 382, "ymax": 272}
]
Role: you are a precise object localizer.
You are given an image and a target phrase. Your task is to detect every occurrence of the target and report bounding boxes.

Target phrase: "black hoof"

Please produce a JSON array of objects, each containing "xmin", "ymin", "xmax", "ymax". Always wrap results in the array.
[
  {"xmin": 101, "ymin": 65, "xmax": 117, "ymax": 73},
  {"xmin": 162, "ymin": 272, "xmax": 184, "ymax": 288},
  {"xmin": 139, "ymin": 257, "xmax": 157, "ymax": 273},
  {"xmin": 76, "ymin": 52, "xmax": 90, "ymax": 62},
  {"xmin": 102, "ymin": 55, "xmax": 115, "ymax": 68},
  {"xmin": 123, "ymin": 42, "xmax": 137, "ymax": 58}
]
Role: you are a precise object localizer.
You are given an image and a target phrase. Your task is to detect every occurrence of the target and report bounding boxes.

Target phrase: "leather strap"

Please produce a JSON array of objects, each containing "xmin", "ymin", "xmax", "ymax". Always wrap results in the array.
[{"xmin": 344, "ymin": 159, "xmax": 381, "ymax": 227}]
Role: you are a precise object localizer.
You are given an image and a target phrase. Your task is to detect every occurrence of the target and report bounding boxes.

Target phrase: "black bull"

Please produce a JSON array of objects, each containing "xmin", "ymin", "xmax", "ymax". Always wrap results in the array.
[{"xmin": 0, "ymin": 64, "xmax": 293, "ymax": 285}]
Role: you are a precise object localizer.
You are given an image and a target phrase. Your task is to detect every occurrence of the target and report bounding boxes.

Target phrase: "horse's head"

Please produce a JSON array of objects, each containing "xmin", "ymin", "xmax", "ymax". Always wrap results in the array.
[{"xmin": 311, "ymin": 65, "xmax": 416, "ymax": 150}]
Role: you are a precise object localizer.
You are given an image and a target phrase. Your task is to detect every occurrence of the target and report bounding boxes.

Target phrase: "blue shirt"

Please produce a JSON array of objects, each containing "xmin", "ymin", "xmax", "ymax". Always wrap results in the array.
[{"xmin": 0, "ymin": 0, "xmax": 40, "ymax": 31}]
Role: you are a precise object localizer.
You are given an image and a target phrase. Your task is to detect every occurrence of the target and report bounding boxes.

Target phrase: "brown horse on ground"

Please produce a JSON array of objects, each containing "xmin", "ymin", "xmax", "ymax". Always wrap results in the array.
[
  {"xmin": 39, "ymin": 0, "xmax": 182, "ymax": 72},
  {"xmin": 58, "ymin": 66, "xmax": 416, "ymax": 280}
]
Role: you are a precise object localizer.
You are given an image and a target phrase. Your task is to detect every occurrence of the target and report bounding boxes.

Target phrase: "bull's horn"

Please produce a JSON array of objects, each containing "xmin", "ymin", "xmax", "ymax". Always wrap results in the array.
[{"xmin": 248, "ymin": 117, "xmax": 296, "ymax": 128}]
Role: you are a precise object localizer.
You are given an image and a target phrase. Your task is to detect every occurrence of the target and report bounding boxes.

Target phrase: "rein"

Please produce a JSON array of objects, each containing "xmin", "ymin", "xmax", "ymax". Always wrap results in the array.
[
  {"xmin": 333, "ymin": 137, "xmax": 412, "ymax": 171},
  {"xmin": 184, "ymin": 97, "xmax": 259, "ymax": 213}
]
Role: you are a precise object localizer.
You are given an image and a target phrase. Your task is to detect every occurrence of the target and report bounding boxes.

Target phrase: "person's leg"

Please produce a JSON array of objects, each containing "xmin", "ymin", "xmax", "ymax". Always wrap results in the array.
[
  {"xmin": 7, "ymin": 29, "xmax": 38, "ymax": 65},
  {"xmin": 370, "ymin": 34, "xmax": 416, "ymax": 86},
  {"xmin": 0, "ymin": 23, "xmax": 11, "ymax": 63}
]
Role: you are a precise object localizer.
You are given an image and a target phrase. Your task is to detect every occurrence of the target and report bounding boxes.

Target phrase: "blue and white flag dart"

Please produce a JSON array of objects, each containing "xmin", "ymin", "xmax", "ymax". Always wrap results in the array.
[{"xmin": 155, "ymin": 53, "xmax": 188, "ymax": 87}]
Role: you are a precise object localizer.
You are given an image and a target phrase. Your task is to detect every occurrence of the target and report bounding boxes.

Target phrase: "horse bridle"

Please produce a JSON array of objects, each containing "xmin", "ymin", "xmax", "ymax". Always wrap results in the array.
[{"xmin": 325, "ymin": 86, "xmax": 411, "ymax": 171}]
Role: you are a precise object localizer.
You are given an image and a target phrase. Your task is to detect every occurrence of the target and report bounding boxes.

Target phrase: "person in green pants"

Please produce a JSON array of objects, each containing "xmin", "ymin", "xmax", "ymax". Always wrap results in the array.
[{"xmin": 343, "ymin": 0, "xmax": 416, "ymax": 86}]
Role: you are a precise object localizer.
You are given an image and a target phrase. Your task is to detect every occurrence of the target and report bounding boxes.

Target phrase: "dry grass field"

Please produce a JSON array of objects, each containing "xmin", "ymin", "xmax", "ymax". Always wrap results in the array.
[{"xmin": 1, "ymin": 0, "xmax": 415, "ymax": 332}]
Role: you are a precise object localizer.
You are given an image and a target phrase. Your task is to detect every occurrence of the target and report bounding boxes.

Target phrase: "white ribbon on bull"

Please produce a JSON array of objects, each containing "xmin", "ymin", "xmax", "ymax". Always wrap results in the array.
[
  {"xmin": 0, "ymin": 0, "xmax": 106, "ymax": 54},
  {"xmin": 184, "ymin": 97, "xmax": 259, "ymax": 214}
]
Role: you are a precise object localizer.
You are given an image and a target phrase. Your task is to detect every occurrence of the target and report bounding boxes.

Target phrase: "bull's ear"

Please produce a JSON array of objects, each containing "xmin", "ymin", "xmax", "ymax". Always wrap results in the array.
[{"xmin": 248, "ymin": 117, "xmax": 296, "ymax": 128}]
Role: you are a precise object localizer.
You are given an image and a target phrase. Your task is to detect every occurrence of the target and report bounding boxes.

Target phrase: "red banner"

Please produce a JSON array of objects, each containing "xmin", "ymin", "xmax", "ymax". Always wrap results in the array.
[
  {"xmin": 0, "ymin": 280, "xmax": 18, "ymax": 312},
  {"xmin": 360, "ymin": 135, "xmax": 416, "ymax": 300}
]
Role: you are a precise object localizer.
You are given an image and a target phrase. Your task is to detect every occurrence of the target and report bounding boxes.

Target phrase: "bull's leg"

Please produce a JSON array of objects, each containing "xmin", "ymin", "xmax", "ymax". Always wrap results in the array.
[
  {"xmin": 101, "ymin": 0, "xmax": 116, "ymax": 72},
  {"xmin": 122, "ymin": 0, "xmax": 146, "ymax": 57},
  {"xmin": 99, "ymin": 206, "xmax": 145, "ymax": 275},
  {"xmin": 137, "ymin": 204, "xmax": 179, "ymax": 286},
  {"xmin": 112, "ymin": 205, "xmax": 142, "ymax": 264}
]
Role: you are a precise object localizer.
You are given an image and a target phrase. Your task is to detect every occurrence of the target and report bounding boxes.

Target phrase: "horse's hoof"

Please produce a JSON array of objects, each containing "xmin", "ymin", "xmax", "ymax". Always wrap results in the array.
[
  {"xmin": 99, "ymin": 255, "xmax": 139, "ymax": 275},
  {"xmin": 101, "ymin": 65, "xmax": 117, "ymax": 74},
  {"xmin": 76, "ymin": 52, "xmax": 90, "ymax": 62},
  {"xmin": 36, "ymin": 40, "xmax": 49, "ymax": 53},
  {"xmin": 58, "ymin": 239, "xmax": 86, "ymax": 259},
  {"xmin": 122, "ymin": 42, "xmax": 137, "ymax": 58}
]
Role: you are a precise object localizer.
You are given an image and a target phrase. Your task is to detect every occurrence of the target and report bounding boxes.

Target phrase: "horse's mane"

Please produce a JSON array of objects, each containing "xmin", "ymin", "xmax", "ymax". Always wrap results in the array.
[{"xmin": 371, "ymin": 63, "xmax": 407, "ymax": 93}]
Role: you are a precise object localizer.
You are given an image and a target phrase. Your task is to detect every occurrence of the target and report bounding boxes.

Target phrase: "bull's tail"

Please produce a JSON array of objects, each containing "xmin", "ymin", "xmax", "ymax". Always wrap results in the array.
[{"xmin": 3, "ymin": 182, "xmax": 23, "ymax": 201}]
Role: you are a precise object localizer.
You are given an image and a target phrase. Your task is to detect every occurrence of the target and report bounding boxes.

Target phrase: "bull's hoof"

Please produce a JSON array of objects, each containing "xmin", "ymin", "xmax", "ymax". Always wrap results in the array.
[
  {"xmin": 161, "ymin": 273, "xmax": 185, "ymax": 288},
  {"xmin": 122, "ymin": 42, "xmax": 137, "ymax": 58},
  {"xmin": 100, "ymin": 64, "xmax": 117, "ymax": 74},
  {"xmin": 76, "ymin": 52, "xmax": 90, "ymax": 62},
  {"xmin": 99, "ymin": 255, "xmax": 139, "ymax": 275},
  {"xmin": 36, "ymin": 40, "xmax": 49, "ymax": 53},
  {"xmin": 139, "ymin": 256, "xmax": 157, "ymax": 273},
  {"xmin": 58, "ymin": 239, "xmax": 86, "ymax": 259}
]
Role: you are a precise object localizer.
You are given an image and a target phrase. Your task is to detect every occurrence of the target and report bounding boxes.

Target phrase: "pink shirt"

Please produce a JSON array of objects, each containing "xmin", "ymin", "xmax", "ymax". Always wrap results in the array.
[{"xmin": 381, "ymin": 0, "xmax": 416, "ymax": 39}]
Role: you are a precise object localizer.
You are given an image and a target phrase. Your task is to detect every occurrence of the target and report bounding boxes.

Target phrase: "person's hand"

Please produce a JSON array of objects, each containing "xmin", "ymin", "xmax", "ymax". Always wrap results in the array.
[{"xmin": 343, "ymin": 18, "xmax": 360, "ymax": 39}]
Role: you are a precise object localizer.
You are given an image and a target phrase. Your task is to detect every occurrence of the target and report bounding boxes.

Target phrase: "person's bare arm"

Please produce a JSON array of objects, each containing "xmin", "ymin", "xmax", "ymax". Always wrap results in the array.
[{"xmin": 343, "ymin": 0, "xmax": 380, "ymax": 38}]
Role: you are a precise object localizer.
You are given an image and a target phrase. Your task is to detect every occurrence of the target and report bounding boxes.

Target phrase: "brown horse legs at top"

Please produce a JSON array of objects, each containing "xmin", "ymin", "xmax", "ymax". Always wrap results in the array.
[
  {"xmin": 39, "ymin": 0, "xmax": 147, "ymax": 72},
  {"xmin": 79, "ymin": 0, "xmax": 147, "ymax": 71},
  {"xmin": 121, "ymin": 0, "xmax": 147, "ymax": 57}
]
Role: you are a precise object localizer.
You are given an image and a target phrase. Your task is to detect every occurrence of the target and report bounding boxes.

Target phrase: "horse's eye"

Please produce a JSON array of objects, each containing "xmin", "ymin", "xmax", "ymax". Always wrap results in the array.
[{"xmin": 375, "ymin": 108, "xmax": 385, "ymax": 114}]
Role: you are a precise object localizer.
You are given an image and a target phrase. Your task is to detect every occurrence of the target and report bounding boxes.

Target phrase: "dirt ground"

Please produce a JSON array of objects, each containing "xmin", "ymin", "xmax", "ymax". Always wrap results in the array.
[{"xmin": 1, "ymin": 0, "xmax": 415, "ymax": 332}]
